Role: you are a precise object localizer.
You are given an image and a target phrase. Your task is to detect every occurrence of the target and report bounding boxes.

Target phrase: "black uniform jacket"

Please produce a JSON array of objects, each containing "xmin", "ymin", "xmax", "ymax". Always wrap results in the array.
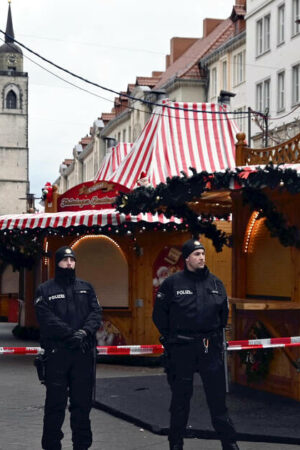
[
  {"xmin": 153, "ymin": 266, "xmax": 228, "ymax": 340},
  {"xmin": 35, "ymin": 278, "xmax": 102, "ymax": 349}
]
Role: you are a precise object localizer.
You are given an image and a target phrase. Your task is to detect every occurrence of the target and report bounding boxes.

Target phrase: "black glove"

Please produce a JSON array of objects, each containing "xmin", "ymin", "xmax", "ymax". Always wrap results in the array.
[
  {"xmin": 66, "ymin": 329, "xmax": 87, "ymax": 350},
  {"xmin": 159, "ymin": 335, "xmax": 169, "ymax": 350}
]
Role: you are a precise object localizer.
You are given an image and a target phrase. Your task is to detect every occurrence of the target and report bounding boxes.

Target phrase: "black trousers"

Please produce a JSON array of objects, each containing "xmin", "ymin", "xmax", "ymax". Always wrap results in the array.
[
  {"xmin": 42, "ymin": 347, "xmax": 95, "ymax": 450},
  {"xmin": 166, "ymin": 338, "xmax": 236, "ymax": 447}
]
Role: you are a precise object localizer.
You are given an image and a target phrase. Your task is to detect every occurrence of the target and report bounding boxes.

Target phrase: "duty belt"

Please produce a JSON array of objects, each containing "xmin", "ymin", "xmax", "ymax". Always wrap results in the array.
[{"xmin": 172, "ymin": 330, "xmax": 221, "ymax": 353}]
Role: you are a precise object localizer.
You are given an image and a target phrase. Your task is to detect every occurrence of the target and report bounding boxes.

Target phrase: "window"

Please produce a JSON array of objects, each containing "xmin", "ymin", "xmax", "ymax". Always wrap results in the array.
[
  {"xmin": 234, "ymin": 106, "xmax": 246, "ymax": 132},
  {"xmin": 264, "ymin": 79, "xmax": 270, "ymax": 112},
  {"xmin": 256, "ymin": 83, "xmax": 263, "ymax": 112},
  {"xmin": 6, "ymin": 90, "xmax": 17, "ymax": 109},
  {"xmin": 292, "ymin": 0, "xmax": 300, "ymax": 36},
  {"xmin": 256, "ymin": 79, "xmax": 270, "ymax": 112},
  {"xmin": 128, "ymin": 126, "xmax": 131, "ymax": 142},
  {"xmin": 277, "ymin": 71, "xmax": 285, "ymax": 111},
  {"xmin": 277, "ymin": 4, "xmax": 285, "ymax": 44},
  {"xmin": 222, "ymin": 60, "xmax": 227, "ymax": 90},
  {"xmin": 292, "ymin": 64, "xmax": 300, "ymax": 105},
  {"xmin": 211, "ymin": 67, "xmax": 217, "ymax": 97},
  {"xmin": 233, "ymin": 51, "xmax": 245, "ymax": 86},
  {"xmin": 122, "ymin": 129, "xmax": 126, "ymax": 142},
  {"xmin": 256, "ymin": 14, "xmax": 271, "ymax": 56}
]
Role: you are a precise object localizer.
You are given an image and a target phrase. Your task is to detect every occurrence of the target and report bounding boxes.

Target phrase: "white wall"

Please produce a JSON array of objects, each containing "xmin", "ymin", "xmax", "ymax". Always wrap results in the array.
[{"xmin": 246, "ymin": 0, "xmax": 300, "ymax": 143}]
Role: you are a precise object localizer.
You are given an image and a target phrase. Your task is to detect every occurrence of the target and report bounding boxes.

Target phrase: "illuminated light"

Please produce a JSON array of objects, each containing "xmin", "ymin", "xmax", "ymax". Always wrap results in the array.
[
  {"xmin": 70, "ymin": 234, "xmax": 127, "ymax": 263},
  {"xmin": 243, "ymin": 211, "xmax": 260, "ymax": 253},
  {"xmin": 43, "ymin": 240, "xmax": 49, "ymax": 267}
]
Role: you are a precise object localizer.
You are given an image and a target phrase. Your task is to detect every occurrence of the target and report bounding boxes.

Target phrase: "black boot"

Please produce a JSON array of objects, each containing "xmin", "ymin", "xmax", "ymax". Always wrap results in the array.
[
  {"xmin": 221, "ymin": 442, "xmax": 240, "ymax": 450},
  {"xmin": 170, "ymin": 445, "xmax": 183, "ymax": 450}
]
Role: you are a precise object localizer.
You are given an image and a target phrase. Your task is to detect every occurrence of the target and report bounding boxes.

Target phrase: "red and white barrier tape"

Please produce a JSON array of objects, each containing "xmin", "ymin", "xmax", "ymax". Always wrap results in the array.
[
  {"xmin": 1, "ymin": 336, "xmax": 300, "ymax": 355},
  {"xmin": 227, "ymin": 336, "xmax": 300, "ymax": 351}
]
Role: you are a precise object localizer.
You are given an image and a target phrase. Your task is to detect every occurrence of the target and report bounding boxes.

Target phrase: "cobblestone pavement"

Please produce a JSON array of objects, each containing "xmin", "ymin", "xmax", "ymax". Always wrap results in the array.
[{"xmin": 0, "ymin": 323, "xmax": 299, "ymax": 450}]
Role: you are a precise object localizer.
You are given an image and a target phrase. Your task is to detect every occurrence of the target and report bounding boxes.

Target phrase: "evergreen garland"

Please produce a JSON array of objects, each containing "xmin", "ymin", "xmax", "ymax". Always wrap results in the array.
[
  {"xmin": 115, "ymin": 164, "xmax": 300, "ymax": 250},
  {"xmin": 0, "ymin": 233, "xmax": 44, "ymax": 270}
]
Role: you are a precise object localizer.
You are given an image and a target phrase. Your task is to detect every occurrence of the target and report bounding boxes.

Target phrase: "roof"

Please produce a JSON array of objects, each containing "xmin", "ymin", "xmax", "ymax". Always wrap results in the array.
[
  {"xmin": 101, "ymin": 113, "xmax": 116, "ymax": 124},
  {"xmin": 109, "ymin": 100, "xmax": 239, "ymax": 190},
  {"xmin": 136, "ymin": 76, "xmax": 161, "ymax": 87},
  {"xmin": 0, "ymin": 209, "xmax": 182, "ymax": 232},
  {"xmin": 95, "ymin": 142, "xmax": 133, "ymax": 181},
  {"xmin": 155, "ymin": 19, "xmax": 234, "ymax": 89},
  {"xmin": 0, "ymin": 3, "xmax": 22, "ymax": 55}
]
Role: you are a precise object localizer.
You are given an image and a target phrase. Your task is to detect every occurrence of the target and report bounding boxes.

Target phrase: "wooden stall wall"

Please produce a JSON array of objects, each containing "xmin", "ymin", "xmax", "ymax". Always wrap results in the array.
[
  {"xmin": 25, "ymin": 222, "xmax": 232, "ymax": 346},
  {"xmin": 231, "ymin": 190, "xmax": 300, "ymax": 400}
]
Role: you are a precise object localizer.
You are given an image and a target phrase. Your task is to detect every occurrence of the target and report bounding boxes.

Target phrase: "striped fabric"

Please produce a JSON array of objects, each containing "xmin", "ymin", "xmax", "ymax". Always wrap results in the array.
[
  {"xmin": 95, "ymin": 143, "xmax": 133, "ymax": 181},
  {"xmin": 0, "ymin": 208, "xmax": 182, "ymax": 231},
  {"xmin": 109, "ymin": 101, "xmax": 239, "ymax": 190}
]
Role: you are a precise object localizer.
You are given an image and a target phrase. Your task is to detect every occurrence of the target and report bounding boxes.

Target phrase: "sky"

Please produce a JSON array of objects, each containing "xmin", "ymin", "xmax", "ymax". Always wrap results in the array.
[{"xmin": 0, "ymin": 0, "xmax": 235, "ymax": 199}]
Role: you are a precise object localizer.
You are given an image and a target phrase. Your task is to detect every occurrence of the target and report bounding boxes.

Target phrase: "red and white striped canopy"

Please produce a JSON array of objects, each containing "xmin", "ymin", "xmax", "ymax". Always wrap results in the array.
[
  {"xmin": 94, "ymin": 143, "xmax": 133, "ymax": 181},
  {"xmin": 0, "ymin": 208, "xmax": 182, "ymax": 232},
  {"xmin": 109, "ymin": 101, "xmax": 239, "ymax": 190}
]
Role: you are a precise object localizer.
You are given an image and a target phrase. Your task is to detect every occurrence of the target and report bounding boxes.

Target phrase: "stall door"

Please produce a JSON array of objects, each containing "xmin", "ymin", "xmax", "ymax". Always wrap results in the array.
[
  {"xmin": 72, "ymin": 235, "xmax": 128, "ymax": 308},
  {"xmin": 246, "ymin": 218, "xmax": 292, "ymax": 300}
]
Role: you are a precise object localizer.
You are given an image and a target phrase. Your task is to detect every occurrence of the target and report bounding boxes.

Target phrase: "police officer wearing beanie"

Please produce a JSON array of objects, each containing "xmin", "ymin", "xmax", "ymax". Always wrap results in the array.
[
  {"xmin": 153, "ymin": 239, "xmax": 239, "ymax": 450},
  {"xmin": 34, "ymin": 246, "xmax": 102, "ymax": 450}
]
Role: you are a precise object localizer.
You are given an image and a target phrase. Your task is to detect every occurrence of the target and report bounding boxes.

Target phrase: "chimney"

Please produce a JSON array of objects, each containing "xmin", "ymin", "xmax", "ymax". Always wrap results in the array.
[
  {"xmin": 235, "ymin": 0, "xmax": 246, "ymax": 7},
  {"xmin": 169, "ymin": 37, "xmax": 198, "ymax": 65},
  {"xmin": 203, "ymin": 18, "xmax": 224, "ymax": 38},
  {"xmin": 166, "ymin": 54, "xmax": 171, "ymax": 69}
]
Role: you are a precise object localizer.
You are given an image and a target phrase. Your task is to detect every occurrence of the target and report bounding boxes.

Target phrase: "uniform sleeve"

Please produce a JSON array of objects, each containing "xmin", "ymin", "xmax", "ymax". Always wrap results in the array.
[
  {"xmin": 152, "ymin": 278, "xmax": 171, "ymax": 338},
  {"xmin": 218, "ymin": 280, "xmax": 229, "ymax": 328},
  {"xmin": 82, "ymin": 284, "xmax": 102, "ymax": 336},
  {"xmin": 34, "ymin": 286, "xmax": 74, "ymax": 340}
]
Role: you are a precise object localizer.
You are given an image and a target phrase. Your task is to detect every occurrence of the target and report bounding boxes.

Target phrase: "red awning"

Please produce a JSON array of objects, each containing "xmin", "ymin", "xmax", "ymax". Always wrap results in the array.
[
  {"xmin": 94, "ymin": 143, "xmax": 133, "ymax": 181},
  {"xmin": 0, "ymin": 208, "xmax": 182, "ymax": 232},
  {"xmin": 109, "ymin": 101, "xmax": 239, "ymax": 190}
]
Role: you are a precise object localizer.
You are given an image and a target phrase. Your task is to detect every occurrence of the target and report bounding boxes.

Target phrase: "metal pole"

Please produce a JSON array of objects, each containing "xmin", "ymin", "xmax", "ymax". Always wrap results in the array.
[
  {"xmin": 248, "ymin": 107, "xmax": 252, "ymax": 147},
  {"xmin": 264, "ymin": 109, "xmax": 269, "ymax": 148},
  {"xmin": 223, "ymin": 328, "xmax": 229, "ymax": 393}
]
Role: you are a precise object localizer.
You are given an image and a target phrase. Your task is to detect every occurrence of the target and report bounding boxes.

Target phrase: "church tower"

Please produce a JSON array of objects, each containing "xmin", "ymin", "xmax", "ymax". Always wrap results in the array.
[{"xmin": 0, "ymin": 1, "xmax": 29, "ymax": 214}]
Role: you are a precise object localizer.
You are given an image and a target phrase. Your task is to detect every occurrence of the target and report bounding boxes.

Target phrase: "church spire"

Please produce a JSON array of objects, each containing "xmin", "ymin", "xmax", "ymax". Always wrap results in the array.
[{"xmin": 5, "ymin": 1, "xmax": 15, "ymax": 44}]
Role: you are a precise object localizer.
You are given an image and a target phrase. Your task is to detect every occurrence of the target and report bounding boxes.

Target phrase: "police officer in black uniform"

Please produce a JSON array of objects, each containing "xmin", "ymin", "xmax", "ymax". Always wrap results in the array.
[
  {"xmin": 35, "ymin": 246, "xmax": 102, "ymax": 450},
  {"xmin": 153, "ymin": 239, "xmax": 239, "ymax": 450}
]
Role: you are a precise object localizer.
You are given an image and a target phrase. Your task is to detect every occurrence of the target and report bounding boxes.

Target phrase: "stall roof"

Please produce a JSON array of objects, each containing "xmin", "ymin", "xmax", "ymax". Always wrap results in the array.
[
  {"xmin": 0, "ymin": 208, "xmax": 182, "ymax": 232},
  {"xmin": 94, "ymin": 143, "xmax": 133, "ymax": 181},
  {"xmin": 109, "ymin": 101, "xmax": 239, "ymax": 190}
]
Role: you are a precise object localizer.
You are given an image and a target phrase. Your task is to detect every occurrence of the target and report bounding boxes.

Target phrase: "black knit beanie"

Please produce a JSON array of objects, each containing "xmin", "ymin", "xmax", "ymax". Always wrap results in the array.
[
  {"xmin": 182, "ymin": 239, "xmax": 205, "ymax": 259},
  {"xmin": 55, "ymin": 246, "xmax": 76, "ymax": 266}
]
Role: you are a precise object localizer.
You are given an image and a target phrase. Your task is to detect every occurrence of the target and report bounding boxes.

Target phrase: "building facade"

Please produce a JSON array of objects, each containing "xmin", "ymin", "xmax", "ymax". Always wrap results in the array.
[
  {"xmin": 200, "ymin": 2, "xmax": 247, "ymax": 137},
  {"xmin": 246, "ymin": 0, "xmax": 300, "ymax": 146},
  {"xmin": 0, "ymin": 4, "xmax": 29, "ymax": 214}
]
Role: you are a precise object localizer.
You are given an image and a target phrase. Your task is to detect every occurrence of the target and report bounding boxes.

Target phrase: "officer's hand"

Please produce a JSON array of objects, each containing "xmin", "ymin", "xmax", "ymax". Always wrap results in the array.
[
  {"xmin": 66, "ymin": 329, "xmax": 87, "ymax": 350},
  {"xmin": 80, "ymin": 338, "xmax": 91, "ymax": 353},
  {"xmin": 159, "ymin": 335, "xmax": 169, "ymax": 352}
]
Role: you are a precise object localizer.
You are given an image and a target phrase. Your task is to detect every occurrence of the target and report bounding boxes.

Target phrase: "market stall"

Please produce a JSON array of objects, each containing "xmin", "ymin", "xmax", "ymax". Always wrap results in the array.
[{"xmin": 0, "ymin": 101, "xmax": 237, "ymax": 348}]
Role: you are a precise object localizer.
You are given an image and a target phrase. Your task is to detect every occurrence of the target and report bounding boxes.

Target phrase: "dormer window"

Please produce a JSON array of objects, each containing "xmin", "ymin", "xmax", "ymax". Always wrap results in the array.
[{"xmin": 6, "ymin": 90, "xmax": 17, "ymax": 109}]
